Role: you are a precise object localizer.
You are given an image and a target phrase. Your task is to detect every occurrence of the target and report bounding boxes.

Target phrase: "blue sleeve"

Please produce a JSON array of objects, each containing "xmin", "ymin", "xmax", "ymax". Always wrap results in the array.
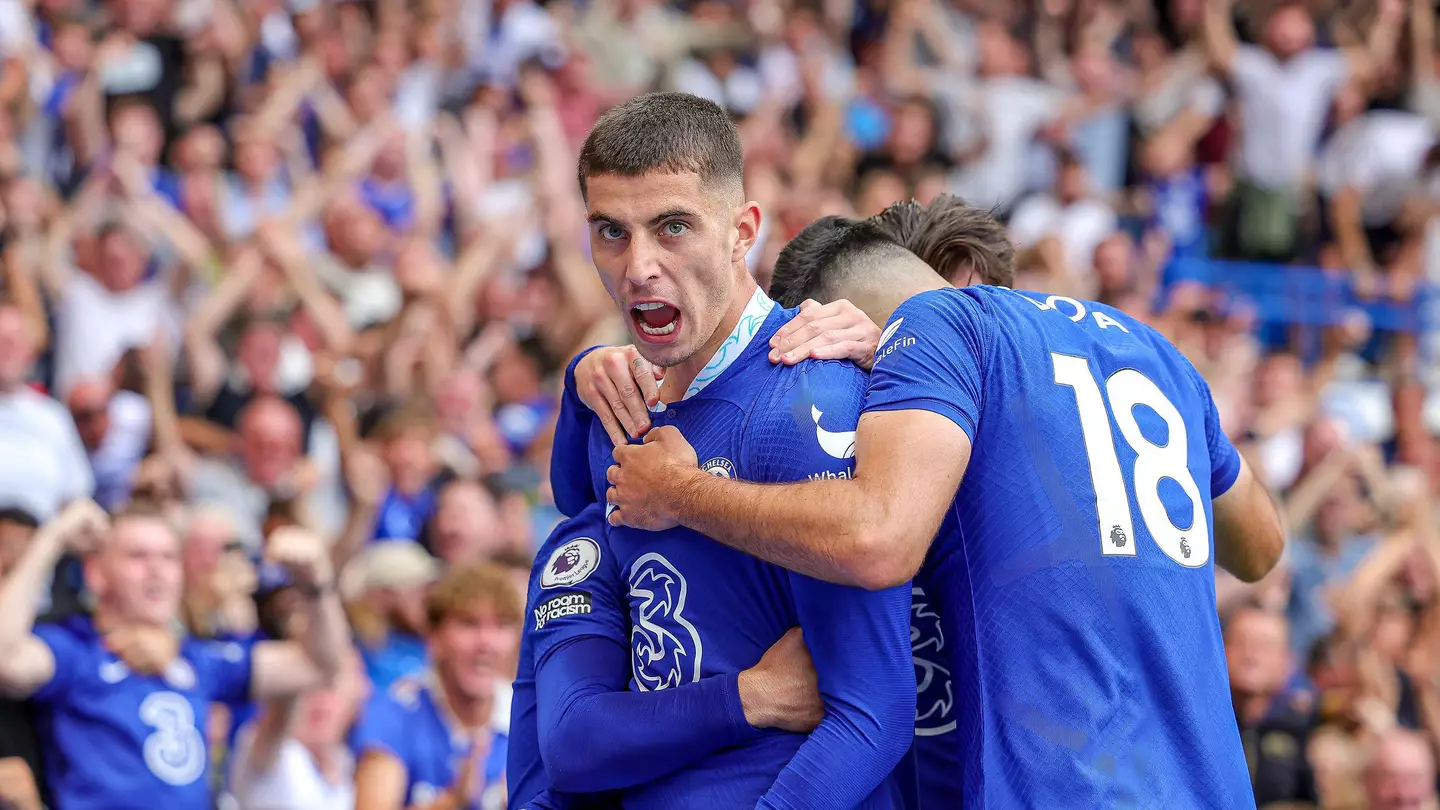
[
  {"xmin": 552, "ymin": 347, "xmax": 604, "ymax": 517},
  {"xmin": 30, "ymin": 622, "xmax": 84, "ymax": 703},
  {"xmin": 864, "ymin": 289, "xmax": 991, "ymax": 441},
  {"xmin": 350, "ymin": 691, "xmax": 409, "ymax": 765},
  {"xmin": 511, "ymin": 782, "xmax": 621, "ymax": 810},
  {"xmin": 761, "ymin": 577, "xmax": 915, "ymax": 809},
  {"xmin": 529, "ymin": 530, "xmax": 628, "ymax": 669},
  {"xmin": 535, "ymin": 635, "xmax": 758, "ymax": 793},
  {"xmin": 1186, "ymin": 362, "xmax": 1241, "ymax": 497},
  {"xmin": 195, "ymin": 638, "xmax": 254, "ymax": 705},
  {"xmin": 744, "ymin": 363, "xmax": 916, "ymax": 809}
]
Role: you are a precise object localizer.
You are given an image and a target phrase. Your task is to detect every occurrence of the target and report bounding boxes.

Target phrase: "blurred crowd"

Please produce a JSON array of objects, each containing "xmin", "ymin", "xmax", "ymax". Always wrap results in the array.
[{"xmin": 0, "ymin": 0, "xmax": 1436, "ymax": 807}]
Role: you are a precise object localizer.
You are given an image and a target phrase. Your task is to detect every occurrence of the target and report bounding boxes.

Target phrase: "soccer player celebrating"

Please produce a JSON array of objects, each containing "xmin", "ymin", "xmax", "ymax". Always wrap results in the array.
[
  {"xmin": 607, "ymin": 215, "xmax": 1287, "ymax": 808},
  {"xmin": 352, "ymin": 562, "xmax": 519, "ymax": 810},
  {"xmin": 0, "ymin": 502, "xmax": 349, "ymax": 810},
  {"xmin": 559, "ymin": 195, "xmax": 1016, "ymax": 808},
  {"xmin": 545, "ymin": 92, "xmax": 916, "ymax": 809},
  {"xmin": 507, "ymin": 503, "xmax": 827, "ymax": 809}
]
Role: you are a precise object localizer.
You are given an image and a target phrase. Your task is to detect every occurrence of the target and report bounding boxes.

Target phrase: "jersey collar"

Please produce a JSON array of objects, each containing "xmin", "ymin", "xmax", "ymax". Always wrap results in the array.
[{"xmin": 680, "ymin": 286, "xmax": 776, "ymax": 401}]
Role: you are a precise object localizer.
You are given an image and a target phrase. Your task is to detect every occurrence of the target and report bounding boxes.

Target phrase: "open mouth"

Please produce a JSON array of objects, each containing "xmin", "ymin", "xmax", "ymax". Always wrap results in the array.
[{"xmin": 631, "ymin": 301, "xmax": 682, "ymax": 342}]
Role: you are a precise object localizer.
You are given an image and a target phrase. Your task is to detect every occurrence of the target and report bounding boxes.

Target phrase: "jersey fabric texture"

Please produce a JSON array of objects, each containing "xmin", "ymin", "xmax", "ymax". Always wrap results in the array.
[{"xmin": 865, "ymin": 285, "xmax": 1250, "ymax": 810}]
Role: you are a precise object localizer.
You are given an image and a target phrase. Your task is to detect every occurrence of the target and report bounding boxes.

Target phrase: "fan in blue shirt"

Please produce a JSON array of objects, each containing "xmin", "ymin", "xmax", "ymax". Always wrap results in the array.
[
  {"xmin": 507, "ymin": 504, "xmax": 828, "ymax": 810},
  {"xmin": 607, "ymin": 214, "xmax": 1288, "ymax": 809},
  {"xmin": 0, "ymin": 505, "xmax": 351, "ymax": 810},
  {"xmin": 352, "ymin": 562, "xmax": 520, "ymax": 810},
  {"xmin": 535, "ymin": 93, "xmax": 916, "ymax": 809}
]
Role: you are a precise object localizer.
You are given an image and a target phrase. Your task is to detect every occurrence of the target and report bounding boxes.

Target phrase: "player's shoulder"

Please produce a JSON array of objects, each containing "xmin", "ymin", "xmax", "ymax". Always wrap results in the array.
[
  {"xmin": 11, "ymin": 386, "xmax": 77, "ymax": 433},
  {"xmin": 749, "ymin": 357, "xmax": 867, "ymax": 433},
  {"xmin": 33, "ymin": 614, "xmax": 99, "ymax": 656},
  {"xmin": 884, "ymin": 285, "xmax": 999, "ymax": 347}
]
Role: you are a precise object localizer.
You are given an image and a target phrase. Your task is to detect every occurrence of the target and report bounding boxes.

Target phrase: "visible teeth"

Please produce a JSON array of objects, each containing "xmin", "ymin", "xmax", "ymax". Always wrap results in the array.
[
  {"xmin": 639, "ymin": 320, "xmax": 677, "ymax": 336},
  {"xmin": 635, "ymin": 302, "xmax": 667, "ymax": 311}
]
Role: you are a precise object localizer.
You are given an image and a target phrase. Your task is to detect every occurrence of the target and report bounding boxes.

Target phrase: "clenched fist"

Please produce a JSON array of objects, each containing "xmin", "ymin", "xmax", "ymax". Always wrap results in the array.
[
  {"xmin": 44, "ymin": 499, "xmax": 110, "ymax": 557},
  {"xmin": 607, "ymin": 426, "xmax": 701, "ymax": 531},
  {"xmin": 265, "ymin": 527, "xmax": 334, "ymax": 591}
]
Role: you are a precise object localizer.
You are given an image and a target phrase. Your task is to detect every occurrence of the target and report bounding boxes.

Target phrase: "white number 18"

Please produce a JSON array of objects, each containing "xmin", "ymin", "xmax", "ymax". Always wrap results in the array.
[{"xmin": 1052, "ymin": 352, "xmax": 1209, "ymax": 567}]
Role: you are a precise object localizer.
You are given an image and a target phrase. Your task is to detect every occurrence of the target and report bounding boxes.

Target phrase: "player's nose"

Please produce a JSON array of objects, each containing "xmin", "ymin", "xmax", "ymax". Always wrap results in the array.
[{"xmin": 623, "ymin": 235, "xmax": 664, "ymax": 287}]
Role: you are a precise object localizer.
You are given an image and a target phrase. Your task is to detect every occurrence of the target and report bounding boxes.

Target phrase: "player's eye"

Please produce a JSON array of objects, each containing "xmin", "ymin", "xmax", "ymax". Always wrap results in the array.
[
  {"xmin": 598, "ymin": 224, "xmax": 626, "ymax": 241},
  {"xmin": 661, "ymin": 220, "xmax": 689, "ymax": 237}
]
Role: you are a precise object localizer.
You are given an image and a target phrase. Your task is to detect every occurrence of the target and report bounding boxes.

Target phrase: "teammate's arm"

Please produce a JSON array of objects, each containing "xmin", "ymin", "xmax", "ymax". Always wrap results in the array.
[
  {"xmin": 1211, "ymin": 451, "xmax": 1284, "ymax": 581},
  {"xmin": 552, "ymin": 346, "xmax": 609, "ymax": 517},
  {"xmin": 613, "ymin": 411, "xmax": 968, "ymax": 589},
  {"xmin": 565, "ymin": 301, "xmax": 881, "ymax": 445},
  {"xmin": 1191, "ymin": 363, "xmax": 1285, "ymax": 583},
  {"xmin": 0, "ymin": 500, "xmax": 108, "ymax": 698},
  {"xmin": 760, "ymin": 577, "xmax": 915, "ymax": 808},
  {"xmin": 536, "ymin": 631, "xmax": 817, "ymax": 792},
  {"xmin": 611, "ymin": 291, "xmax": 986, "ymax": 589}
]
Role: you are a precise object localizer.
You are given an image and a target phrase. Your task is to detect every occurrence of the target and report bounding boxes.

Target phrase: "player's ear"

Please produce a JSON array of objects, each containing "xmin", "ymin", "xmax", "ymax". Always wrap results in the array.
[{"xmin": 731, "ymin": 200, "xmax": 761, "ymax": 265}]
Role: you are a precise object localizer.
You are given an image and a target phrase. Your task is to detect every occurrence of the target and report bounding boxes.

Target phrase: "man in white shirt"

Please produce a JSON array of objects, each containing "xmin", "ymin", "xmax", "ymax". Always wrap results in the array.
[
  {"xmin": 1202, "ymin": 0, "xmax": 1404, "ymax": 260},
  {"xmin": 1316, "ymin": 104, "xmax": 1436, "ymax": 291},
  {"xmin": 1007, "ymin": 151, "xmax": 1119, "ymax": 282},
  {"xmin": 0, "ymin": 305, "xmax": 93, "ymax": 521},
  {"xmin": 51, "ymin": 222, "xmax": 177, "ymax": 399}
]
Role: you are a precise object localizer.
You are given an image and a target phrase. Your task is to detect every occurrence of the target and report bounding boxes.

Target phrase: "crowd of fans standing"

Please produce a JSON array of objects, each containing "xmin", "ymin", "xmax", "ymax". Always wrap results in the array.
[{"xmin": 0, "ymin": 0, "xmax": 1436, "ymax": 807}]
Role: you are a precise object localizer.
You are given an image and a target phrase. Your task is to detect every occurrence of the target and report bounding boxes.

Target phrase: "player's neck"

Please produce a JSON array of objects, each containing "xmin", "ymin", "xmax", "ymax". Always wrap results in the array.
[
  {"xmin": 659, "ymin": 278, "xmax": 759, "ymax": 403},
  {"xmin": 856, "ymin": 276, "xmax": 948, "ymax": 331}
]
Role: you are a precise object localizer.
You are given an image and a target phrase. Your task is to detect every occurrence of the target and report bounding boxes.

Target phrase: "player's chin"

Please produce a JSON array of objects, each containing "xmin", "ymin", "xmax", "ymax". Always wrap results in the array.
[{"xmin": 629, "ymin": 330, "xmax": 690, "ymax": 369}]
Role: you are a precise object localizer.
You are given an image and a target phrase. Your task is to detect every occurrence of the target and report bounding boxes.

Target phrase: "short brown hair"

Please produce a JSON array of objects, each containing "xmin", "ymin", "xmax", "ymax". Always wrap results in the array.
[
  {"xmin": 425, "ymin": 561, "xmax": 522, "ymax": 629},
  {"xmin": 577, "ymin": 93, "xmax": 744, "ymax": 202},
  {"xmin": 870, "ymin": 194, "xmax": 1014, "ymax": 288}
]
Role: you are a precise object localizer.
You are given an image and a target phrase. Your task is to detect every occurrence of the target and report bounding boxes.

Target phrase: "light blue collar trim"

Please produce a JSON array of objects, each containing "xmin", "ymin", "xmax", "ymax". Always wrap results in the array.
[{"xmin": 681, "ymin": 287, "xmax": 775, "ymax": 401}]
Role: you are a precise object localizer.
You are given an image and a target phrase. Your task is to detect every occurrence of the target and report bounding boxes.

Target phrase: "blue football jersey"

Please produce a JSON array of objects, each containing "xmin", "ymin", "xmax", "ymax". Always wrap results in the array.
[
  {"xmin": 510, "ymin": 504, "xmax": 627, "ymax": 810},
  {"xmin": 865, "ymin": 286, "xmax": 1251, "ymax": 810},
  {"xmin": 584, "ymin": 290, "xmax": 915, "ymax": 810},
  {"xmin": 30, "ymin": 616, "xmax": 253, "ymax": 810},
  {"xmin": 352, "ymin": 674, "xmax": 509, "ymax": 810}
]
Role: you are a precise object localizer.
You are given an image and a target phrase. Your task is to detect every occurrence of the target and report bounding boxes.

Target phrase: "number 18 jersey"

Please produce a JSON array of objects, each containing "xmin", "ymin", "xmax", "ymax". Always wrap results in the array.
[{"xmin": 864, "ymin": 286, "xmax": 1253, "ymax": 810}]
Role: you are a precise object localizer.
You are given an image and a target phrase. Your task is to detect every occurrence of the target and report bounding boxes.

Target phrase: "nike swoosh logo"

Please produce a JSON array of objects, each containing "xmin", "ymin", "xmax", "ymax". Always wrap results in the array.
[
  {"xmin": 811, "ymin": 405, "xmax": 856, "ymax": 459},
  {"xmin": 878, "ymin": 317, "xmax": 904, "ymax": 349}
]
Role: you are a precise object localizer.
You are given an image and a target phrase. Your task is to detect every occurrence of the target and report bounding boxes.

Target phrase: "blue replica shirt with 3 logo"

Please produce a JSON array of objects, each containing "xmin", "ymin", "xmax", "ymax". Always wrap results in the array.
[{"xmin": 30, "ymin": 615, "xmax": 253, "ymax": 810}]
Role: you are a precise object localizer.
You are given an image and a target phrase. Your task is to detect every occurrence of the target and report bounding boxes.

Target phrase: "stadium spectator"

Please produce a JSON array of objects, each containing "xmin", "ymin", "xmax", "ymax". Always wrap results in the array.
[
  {"xmin": 228, "ymin": 648, "xmax": 368, "ymax": 810},
  {"xmin": 0, "ymin": 304, "xmax": 93, "ymax": 521},
  {"xmin": 1226, "ymin": 605, "xmax": 1319, "ymax": 805},
  {"xmin": 1364, "ymin": 728, "xmax": 1439, "ymax": 809},
  {"xmin": 351, "ymin": 562, "xmax": 520, "ymax": 810},
  {"xmin": 0, "ymin": 504, "xmax": 349, "ymax": 810}
]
